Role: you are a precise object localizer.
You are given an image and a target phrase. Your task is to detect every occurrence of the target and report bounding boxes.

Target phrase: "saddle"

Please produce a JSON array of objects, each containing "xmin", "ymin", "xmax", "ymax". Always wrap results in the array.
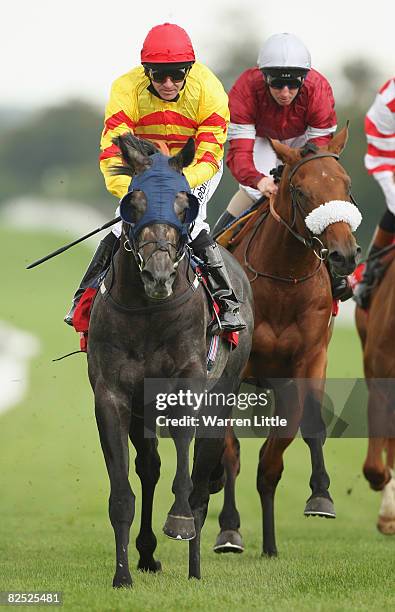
[
  {"xmin": 72, "ymin": 264, "xmax": 239, "ymax": 364},
  {"xmin": 215, "ymin": 200, "xmax": 270, "ymax": 250}
]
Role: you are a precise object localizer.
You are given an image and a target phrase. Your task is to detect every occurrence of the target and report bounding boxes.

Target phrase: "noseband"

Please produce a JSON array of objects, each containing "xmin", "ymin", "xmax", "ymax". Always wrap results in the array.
[
  {"xmin": 273, "ymin": 152, "xmax": 343, "ymax": 259},
  {"xmin": 123, "ymin": 226, "xmax": 186, "ymax": 273},
  {"xmin": 244, "ymin": 150, "xmax": 359, "ymax": 284}
]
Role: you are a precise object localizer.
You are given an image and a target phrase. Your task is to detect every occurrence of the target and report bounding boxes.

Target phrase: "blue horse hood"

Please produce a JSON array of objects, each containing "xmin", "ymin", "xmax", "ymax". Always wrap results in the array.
[{"xmin": 119, "ymin": 153, "xmax": 199, "ymax": 236}]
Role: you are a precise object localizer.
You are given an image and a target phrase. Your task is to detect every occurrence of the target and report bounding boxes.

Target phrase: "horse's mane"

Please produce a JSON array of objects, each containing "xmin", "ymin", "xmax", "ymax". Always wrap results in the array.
[
  {"xmin": 300, "ymin": 142, "xmax": 319, "ymax": 158},
  {"xmin": 109, "ymin": 133, "xmax": 159, "ymax": 177},
  {"xmin": 118, "ymin": 133, "xmax": 159, "ymax": 157},
  {"xmin": 110, "ymin": 132, "xmax": 193, "ymax": 177}
]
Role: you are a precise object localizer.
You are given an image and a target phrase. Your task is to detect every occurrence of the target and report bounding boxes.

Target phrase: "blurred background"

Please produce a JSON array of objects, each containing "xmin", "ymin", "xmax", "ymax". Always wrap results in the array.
[
  {"xmin": 1, "ymin": 2, "xmax": 394, "ymax": 607},
  {"xmin": 1, "ymin": 0, "xmax": 393, "ymax": 244}
]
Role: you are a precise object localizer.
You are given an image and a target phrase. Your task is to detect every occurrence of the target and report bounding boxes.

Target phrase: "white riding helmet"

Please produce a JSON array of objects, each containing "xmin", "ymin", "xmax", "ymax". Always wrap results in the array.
[{"xmin": 257, "ymin": 33, "xmax": 311, "ymax": 75}]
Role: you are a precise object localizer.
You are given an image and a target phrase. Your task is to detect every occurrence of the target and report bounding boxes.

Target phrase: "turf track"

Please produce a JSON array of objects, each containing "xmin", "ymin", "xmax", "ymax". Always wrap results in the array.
[{"xmin": 0, "ymin": 229, "xmax": 393, "ymax": 611}]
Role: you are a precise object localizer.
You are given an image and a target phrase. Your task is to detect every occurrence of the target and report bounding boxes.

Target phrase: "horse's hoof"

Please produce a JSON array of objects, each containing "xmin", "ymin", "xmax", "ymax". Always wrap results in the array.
[
  {"xmin": 213, "ymin": 529, "xmax": 244, "ymax": 553},
  {"xmin": 137, "ymin": 559, "xmax": 162, "ymax": 572},
  {"xmin": 163, "ymin": 514, "xmax": 196, "ymax": 540},
  {"xmin": 112, "ymin": 573, "xmax": 132, "ymax": 588},
  {"xmin": 377, "ymin": 516, "xmax": 395, "ymax": 535},
  {"xmin": 377, "ymin": 476, "xmax": 395, "ymax": 534},
  {"xmin": 262, "ymin": 549, "xmax": 278, "ymax": 558},
  {"xmin": 304, "ymin": 496, "xmax": 336, "ymax": 518}
]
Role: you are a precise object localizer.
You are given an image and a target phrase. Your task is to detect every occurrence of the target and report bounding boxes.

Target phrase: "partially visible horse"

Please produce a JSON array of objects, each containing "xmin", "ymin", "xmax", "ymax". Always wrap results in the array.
[
  {"xmin": 214, "ymin": 127, "xmax": 361, "ymax": 556},
  {"xmin": 355, "ymin": 257, "xmax": 395, "ymax": 534},
  {"xmin": 87, "ymin": 134, "xmax": 254, "ymax": 585}
]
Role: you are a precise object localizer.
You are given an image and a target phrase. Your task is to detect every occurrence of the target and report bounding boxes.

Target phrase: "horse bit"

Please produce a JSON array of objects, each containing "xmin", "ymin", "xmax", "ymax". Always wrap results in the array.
[{"xmin": 124, "ymin": 230, "xmax": 186, "ymax": 273}]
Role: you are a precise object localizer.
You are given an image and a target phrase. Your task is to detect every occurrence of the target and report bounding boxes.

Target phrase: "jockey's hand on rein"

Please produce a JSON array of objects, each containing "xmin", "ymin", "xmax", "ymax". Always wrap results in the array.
[{"xmin": 257, "ymin": 176, "xmax": 278, "ymax": 197}]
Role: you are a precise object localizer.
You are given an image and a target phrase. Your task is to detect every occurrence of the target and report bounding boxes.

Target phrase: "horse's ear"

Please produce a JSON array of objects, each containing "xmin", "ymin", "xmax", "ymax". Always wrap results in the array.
[
  {"xmin": 111, "ymin": 134, "xmax": 151, "ymax": 176},
  {"xmin": 268, "ymin": 138, "xmax": 301, "ymax": 165},
  {"xmin": 169, "ymin": 137, "xmax": 195, "ymax": 172},
  {"xmin": 327, "ymin": 123, "xmax": 349, "ymax": 156}
]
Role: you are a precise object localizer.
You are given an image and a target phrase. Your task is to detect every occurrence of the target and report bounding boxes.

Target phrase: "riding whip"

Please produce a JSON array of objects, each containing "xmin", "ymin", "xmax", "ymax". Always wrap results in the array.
[{"xmin": 26, "ymin": 216, "xmax": 121, "ymax": 269}]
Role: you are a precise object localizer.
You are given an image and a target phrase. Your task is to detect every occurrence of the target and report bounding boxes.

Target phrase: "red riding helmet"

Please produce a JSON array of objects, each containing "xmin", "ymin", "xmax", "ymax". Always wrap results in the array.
[{"xmin": 141, "ymin": 23, "xmax": 195, "ymax": 65}]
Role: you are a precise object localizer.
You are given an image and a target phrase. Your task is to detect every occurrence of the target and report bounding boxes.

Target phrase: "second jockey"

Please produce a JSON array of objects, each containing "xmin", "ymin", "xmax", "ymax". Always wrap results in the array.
[
  {"xmin": 354, "ymin": 77, "xmax": 395, "ymax": 309},
  {"xmin": 64, "ymin": 23, "xmax": 245, "ymax": 333},
  {"xmin": 212, "ymin": 32, "xmax": 352, "ymax": 301}
]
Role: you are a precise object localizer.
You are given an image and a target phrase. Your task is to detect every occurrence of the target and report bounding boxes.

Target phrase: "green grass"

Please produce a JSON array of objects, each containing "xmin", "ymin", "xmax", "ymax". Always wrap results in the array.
[{"xmin": 0, "ymin": 228, "xmax": 393, "ymax": 611}]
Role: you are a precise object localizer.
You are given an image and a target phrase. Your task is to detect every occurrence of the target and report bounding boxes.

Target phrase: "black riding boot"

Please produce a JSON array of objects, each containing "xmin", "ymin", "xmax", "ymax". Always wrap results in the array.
[
  {"xmin": 64, "ymin": 232, "xmax": 117, "ymax": 326},
  {"xmin": 211, "ymin": 211, "xmax": 236, "ymax": 239},
  {"xmin": 353, "ymin": 246, "xmax": 383, "ymax": 309},
  {"xmin": 193, "ymin": 237, "xmax": 246, "ymax": 334}
]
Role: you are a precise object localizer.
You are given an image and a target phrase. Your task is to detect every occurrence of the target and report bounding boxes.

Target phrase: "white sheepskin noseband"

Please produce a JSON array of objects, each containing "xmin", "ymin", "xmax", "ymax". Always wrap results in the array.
[{"xmin": 305, "ymin": 200, "xmax": 362, "ymax": 235}]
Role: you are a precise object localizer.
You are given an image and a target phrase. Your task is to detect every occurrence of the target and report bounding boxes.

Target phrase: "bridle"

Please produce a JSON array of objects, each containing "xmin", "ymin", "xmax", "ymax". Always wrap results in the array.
[
  {"xmin": 101, "ymin": 224, "xmax": 199, "ymax": 314},
  {"xmin": 244, "ymin": 150, "xmax": 358, "ymax": 284},
  {"xmin": 123, "ymin": 224, "xmax": 187, "ymax": 273}
]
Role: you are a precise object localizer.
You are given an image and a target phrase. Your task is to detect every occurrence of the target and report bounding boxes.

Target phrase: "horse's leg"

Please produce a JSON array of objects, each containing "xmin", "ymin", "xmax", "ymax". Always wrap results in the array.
[
  {"xmin": 376, "ymin": 439, "xmax": 395, "ymax": 535},
  {"xmin": 363, "ymin": 388, "xmax": 395, "ymax": 534},
  {"xmin": 257, "ymin": 382, "xmax": 302, "ymax": 556},
  {"xmin": 387, "ymin": 438, "xmax": 395, "ymax": 470},
  {"xmin": 213, "ymin": 426, "xmax": 244, "ymax": 553},
  {"xmin": 363, "ymin": 437, "xmax": 390, "ymax": 490},
  {"xmin": 95, "ymin": 388, "xmax": 134, "ymax": 588},
  {"xmin": 163, "ymin": 421, "xmax": 196, "ymax": 541},
  {"xmin": 300, "ymin": 352, "xmax": 335, "ymax": 518},
  {"xmin": 189, "ymin": 437, "xmax": 224, "ymax": 579},
  {"xmin": 301, "ymin": 384, "xmax": 335, "ymax": 518},
  {"xmin": 364, "ymin": 436, "xmax": 395, "ymax": 535},
  {"xmin": 129, "ymin": 415, "xmax": 162, "ymax": 572},
  {"xmin": 257, "ymin": 436, "xmax": 294, "ymax": 556},
  {"xmin": 363, "ymin": 388, "xmax": 392, "ymax": 489}
]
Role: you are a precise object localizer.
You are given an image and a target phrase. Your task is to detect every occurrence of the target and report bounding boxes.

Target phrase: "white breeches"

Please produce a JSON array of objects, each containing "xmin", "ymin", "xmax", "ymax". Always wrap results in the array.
[
  {"xmin": 374, "ymin": 171, "xmax": 395, "ymax": 215},
  {"xmin": 241, "ymin": 134, "xmax": 309, "ymax": 201}
]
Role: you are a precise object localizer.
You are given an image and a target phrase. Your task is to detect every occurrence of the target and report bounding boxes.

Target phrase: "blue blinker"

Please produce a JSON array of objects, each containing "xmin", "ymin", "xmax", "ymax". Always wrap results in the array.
[{"xmin": 119, "ymin": 153, "xmax": 199, "ymax": 238}]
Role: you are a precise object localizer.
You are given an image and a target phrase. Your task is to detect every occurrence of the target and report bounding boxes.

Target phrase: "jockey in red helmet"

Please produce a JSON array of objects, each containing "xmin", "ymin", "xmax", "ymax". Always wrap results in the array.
[
  {"xmin": 141, "ymin": 22, "xmax": 195, "ymax": 64},
  {"xmin": 64, "ymin": 23, "xmax": 245, "ymax": 333}
]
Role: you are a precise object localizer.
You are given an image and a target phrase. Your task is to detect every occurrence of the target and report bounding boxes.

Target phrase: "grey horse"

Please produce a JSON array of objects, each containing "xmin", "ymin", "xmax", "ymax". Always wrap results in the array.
[{"xmin": 87, "ymin": 134, "xmax": 254, "ymax": 585}]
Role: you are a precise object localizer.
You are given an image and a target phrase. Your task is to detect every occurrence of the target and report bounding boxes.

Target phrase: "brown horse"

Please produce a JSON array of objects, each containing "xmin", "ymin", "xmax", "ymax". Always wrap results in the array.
[
  {"xmin": 214, "ymin": 127, "xmax": 361, "ymax": 556},
  {"xmin": 355, "ymin": 256, "xmax": 395, "ymax": 535}
]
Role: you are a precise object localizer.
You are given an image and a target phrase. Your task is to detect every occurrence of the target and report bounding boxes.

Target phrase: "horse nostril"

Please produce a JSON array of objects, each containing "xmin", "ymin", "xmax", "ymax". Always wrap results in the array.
[
  {"xmin": 328, "ymin": 251, "xmax": 345, "ymax": 265},
  {"xmin": 141, "ymin": 269, "xmax": 155, "ymax": 284},
  {"xmin": 356, "ymin": 245, "xmax": 362, "ymax": 256}
]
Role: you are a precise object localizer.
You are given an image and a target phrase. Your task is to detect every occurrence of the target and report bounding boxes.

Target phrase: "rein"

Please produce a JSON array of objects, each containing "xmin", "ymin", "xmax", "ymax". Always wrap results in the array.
[
  {"xmin": 276, "ymin": 152, "xmax": 341, "ymax": 255},
  {"xmin": 244, "ymin": 209, "xmax": 323, "ymax": 284},
  {"xmin": 124, "ymin": 227, "xmax": 186, "ymax": 273},
  {"xmin": 102, "ymin": 227, "xmax": 201, "ymax": 313},
  {"xmin": 244, "ymin": 151, "xmax": 355, "ymax": 284}
]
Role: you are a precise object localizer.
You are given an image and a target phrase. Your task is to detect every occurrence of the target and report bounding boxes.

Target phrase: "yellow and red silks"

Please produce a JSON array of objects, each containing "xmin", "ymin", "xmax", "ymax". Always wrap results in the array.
[{"xmin": 99, "ymin": 62, "xmax": 229, "ymax": 199}]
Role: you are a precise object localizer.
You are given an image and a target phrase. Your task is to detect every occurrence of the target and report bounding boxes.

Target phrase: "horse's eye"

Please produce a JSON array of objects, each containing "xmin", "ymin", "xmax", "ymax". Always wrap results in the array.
[
  {"xmin": 174, "ymin": 193, "xmax": 189, "ymax": 216},
  {"xmin": 293, "ymin": 186, "xmax": 305, "ymax": 198},
  {"xmin": 130, "ymin": 191, "xmax": 147, "ymax": 222}
]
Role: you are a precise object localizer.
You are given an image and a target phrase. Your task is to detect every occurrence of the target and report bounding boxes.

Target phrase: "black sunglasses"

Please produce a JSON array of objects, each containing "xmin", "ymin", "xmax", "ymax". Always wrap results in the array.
[
  {"xmin": 148, "ymin": 67, "xmax": 189, "ymax": 84},
  {"xmin": 265, "ymin": 75, "xmax": 304, "ymax": 90}
]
